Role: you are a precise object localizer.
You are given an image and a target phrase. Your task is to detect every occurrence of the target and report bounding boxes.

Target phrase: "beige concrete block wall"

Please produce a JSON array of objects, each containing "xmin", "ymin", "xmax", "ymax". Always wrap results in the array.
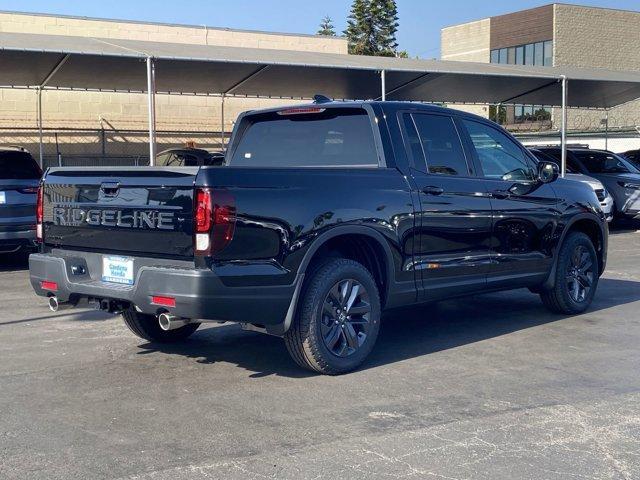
[
  {"xmin": 554, "ymin": 4, "xmax": 640, "ymax": 132},
  {"xmin": 0, "ymin": 11, "xmax": 345, "ymax": 154},
  {"xmin": 441, "ymin": 18, "xmax": 490, "ymax": 63},
  {"xmin": 441, "ymin": 19, "xmax": 491, "ymax": 118},
  {"xmin": 0, "ymin": 12, "xmax": 347, "ymax": 53}
]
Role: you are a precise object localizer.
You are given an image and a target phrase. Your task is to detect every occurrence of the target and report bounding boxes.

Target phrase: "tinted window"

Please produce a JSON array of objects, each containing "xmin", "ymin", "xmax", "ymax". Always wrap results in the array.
[
  {"xmin": 530, "ymin": 149, "xmax": 579, "ymax": 173},
  {"xmin": 462, "ymin": 120, "xmax": 535, "ymax": 181},
  {"xmin": 407, "ymin": 114, "xmax": 469, "ymax": 176},
  {"xmin": 574, "ymin": 151, "xmax": 638, "ymax": 174},
  {"xmin": 156, "ymin": 151, "xmax": 206, "ymax": 167},
  {"xmin": 230, "ymin": 108, "xmax": 378, "ymax": 167},
  {"xmin": 0, "ymin": 151, "xmax": 42, "ymax": 179}
]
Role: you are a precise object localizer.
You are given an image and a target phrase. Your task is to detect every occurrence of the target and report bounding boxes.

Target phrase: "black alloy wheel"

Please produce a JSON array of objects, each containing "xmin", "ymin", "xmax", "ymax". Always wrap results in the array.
[
  {"xmin": 565, "ymin": 244, "xmax": 595, "ymax": 303},
  {"xmin": 320, "ymin": 279, "xmax": 371, "ymax": 358}
]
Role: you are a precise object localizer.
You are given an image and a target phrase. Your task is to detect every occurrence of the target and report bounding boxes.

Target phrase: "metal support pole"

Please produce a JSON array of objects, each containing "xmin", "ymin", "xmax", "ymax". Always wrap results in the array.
[
  {"xmin": 560, "ymin": 76, "xmax": 568, "ymax": 178},
  {"xmin": 221, "ymin": 94, "xmax": 225, "ymax": 151},
  {"xmin": 380, "ymin": 70, "xmax": 386, "ymax": 101},
  {"xmin": 604, "ymin": 109, "xmax": 609, "ymax": 151},
  {"xmin": 37, "ymin": 87, "xmax": 43, "ymax": 168},
  {"xmin": 146, "ymin": 57, "xmax": 157, "ymax": 166}
]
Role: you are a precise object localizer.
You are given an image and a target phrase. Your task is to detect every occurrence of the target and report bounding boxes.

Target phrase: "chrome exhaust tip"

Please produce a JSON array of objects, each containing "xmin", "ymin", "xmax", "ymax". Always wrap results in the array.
[
  {"xmin": 48, "ymin": 296, "xmax": 75, "ymax": 312},
  {"xmin": 48, "ymin": 296, "xmax": 59, "ymax": 312},
  {"xmin": 158, "ymin": 313, "xmax": 190, "ymax": 331}
]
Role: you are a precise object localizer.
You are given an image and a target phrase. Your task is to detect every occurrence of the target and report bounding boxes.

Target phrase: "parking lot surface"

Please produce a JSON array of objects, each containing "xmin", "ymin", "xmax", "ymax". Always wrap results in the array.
[{"xmin": 1, "ymin": 226, "xmax": 639, "ymax": 480}]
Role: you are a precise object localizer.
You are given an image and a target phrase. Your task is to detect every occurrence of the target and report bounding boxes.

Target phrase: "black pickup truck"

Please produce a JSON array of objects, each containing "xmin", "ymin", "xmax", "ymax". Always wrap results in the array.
[{"xmin": 29, "ymin": 101, "xmax": 608, "ymax": 374}]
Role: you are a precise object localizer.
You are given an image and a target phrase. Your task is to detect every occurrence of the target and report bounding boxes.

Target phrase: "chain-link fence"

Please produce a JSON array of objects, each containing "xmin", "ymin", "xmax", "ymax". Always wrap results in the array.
[{"xmin": 0, "ymin": 127, "xmax": 229, "ymax": 168}]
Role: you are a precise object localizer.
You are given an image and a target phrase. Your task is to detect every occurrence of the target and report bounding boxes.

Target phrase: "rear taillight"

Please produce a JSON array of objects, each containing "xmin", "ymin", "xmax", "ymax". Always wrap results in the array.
[
  {"xmin": 36, "ymin": 184, "xmax": 44, "ymax": 243},
  {"xmin": 194, "ymin": 188, "xmax": 236, "ymax": 256}
]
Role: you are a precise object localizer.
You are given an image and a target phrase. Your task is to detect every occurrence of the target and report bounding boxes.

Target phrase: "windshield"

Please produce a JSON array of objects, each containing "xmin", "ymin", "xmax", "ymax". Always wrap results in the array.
[
  {"xmin": 574, "ymin": 151, "xmax": 639, "ymax": 174},
  {"xmin": 0, "ymin": 151, "xmax": 42, "ymax": 179}
]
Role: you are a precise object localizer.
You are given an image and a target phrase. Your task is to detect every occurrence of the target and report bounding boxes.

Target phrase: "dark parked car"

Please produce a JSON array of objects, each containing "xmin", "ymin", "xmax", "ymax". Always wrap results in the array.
[
  {"xmin": 536, "ymin": 147, "xmax": 640, "ymax": 220},
  {"xmin": 0, "ymin": 147, "xmax": 41, "ymax": 254},
  {"xmin": 30, "ymin": 102, "xmax": 607, "ymax": 374},
  {"xmin": 155, "ymin": 147, "xmax": 225, "ymax": 167},
  {"xmin": 528, "ymin": 148, "xmax": 614, "ymax": 221},
  {"xmin": 619, "ymin": 149, "xmax": 640, "ymax": 171}
]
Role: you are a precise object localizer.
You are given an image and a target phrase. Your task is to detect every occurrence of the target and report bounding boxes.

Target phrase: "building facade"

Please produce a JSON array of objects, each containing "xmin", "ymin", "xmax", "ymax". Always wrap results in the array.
[
  {"xmin": 441, "ymin": 3, "xmax": 640, "ymax": 133},
  {"xmin": 0, "ymin": 11, "xmax": 348, "ymax": 164}
]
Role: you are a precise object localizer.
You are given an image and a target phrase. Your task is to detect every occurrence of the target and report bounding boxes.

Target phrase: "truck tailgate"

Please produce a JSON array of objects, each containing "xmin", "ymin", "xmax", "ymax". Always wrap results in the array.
[{"xmin": 42, "ymin": 167, "xmax": 198, "ymax": 258}]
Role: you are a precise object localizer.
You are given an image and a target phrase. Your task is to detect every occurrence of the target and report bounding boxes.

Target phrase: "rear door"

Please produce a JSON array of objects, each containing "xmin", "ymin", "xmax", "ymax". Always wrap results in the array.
[
  {"xmin": 459, "ymin": 119, "xmax": 558, "ymax": 286},
  {"xmin": 400, "ymin": 112, "xmax": 493, "ymax": 300},
  {"xmin": 43, "ymin": 168, "xmax": 197, "ymax": 258}
]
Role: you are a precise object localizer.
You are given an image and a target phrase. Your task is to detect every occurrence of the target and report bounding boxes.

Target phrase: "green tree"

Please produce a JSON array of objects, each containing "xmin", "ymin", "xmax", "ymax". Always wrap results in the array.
[
  {"xmin": 317, "ymin": 15, "xmax": 336, "ymax": 36},
  {"xmin": 345, "ymin": 0, "xmax": 400, "ymax": 57}
]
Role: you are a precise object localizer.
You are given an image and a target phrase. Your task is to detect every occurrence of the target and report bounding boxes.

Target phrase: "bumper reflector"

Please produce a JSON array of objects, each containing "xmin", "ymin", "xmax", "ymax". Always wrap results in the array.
[
  {"xmin": 151, "ymin": 296, "xmax": 176, "ymax": 308},
  {"xmin": 41, "ymin": 280, "xmax": 58, "ymax": 291}
]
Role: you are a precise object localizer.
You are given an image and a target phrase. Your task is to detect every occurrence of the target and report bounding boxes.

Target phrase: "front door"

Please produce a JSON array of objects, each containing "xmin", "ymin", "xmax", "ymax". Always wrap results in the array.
[
  {"xmin": 400, "ymin": 112, "xmax": 493, "ymax": 301},
  {"xmin": 459, "ymin": 118, "xmax": 559, "ymax": 288}
]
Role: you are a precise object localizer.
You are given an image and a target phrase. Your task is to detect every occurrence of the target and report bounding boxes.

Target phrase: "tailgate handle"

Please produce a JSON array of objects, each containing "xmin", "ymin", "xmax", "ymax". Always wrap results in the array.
[{"xmin": 100, "ymin": 182, "xmax": 120, "ymax": 197}]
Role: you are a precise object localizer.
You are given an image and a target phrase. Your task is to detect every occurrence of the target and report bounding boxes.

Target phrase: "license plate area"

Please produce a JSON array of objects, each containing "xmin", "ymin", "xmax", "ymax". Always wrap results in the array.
[{"xmin": 102, "ymin": 256, "xmax": 134, "ymax": 285}]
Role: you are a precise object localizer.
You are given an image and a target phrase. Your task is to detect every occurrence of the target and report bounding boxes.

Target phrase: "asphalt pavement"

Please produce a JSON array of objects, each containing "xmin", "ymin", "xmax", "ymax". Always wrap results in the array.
[{"xmin": 1, "ymin": 224, "xmax": 639, "ymax": 479}]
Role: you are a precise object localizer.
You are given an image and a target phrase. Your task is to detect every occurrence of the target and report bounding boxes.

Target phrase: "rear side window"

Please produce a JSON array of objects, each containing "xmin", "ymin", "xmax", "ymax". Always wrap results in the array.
[
  {"xmin": 404, "ymin": 113, "xmax": 469, "ymax": 176},
  {"xmin": 230, "ymin": 108, "xmax": 379, "ymax": 167},
  {"xmin": 0, "ymin": 151, "xmax": 42, "ymax": 179}
]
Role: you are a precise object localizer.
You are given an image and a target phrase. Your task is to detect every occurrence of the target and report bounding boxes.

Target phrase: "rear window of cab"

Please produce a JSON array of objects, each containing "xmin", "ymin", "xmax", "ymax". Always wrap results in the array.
[{"xmin": 229, "ymin": 108, "xmax": 379, "ymax": 167}]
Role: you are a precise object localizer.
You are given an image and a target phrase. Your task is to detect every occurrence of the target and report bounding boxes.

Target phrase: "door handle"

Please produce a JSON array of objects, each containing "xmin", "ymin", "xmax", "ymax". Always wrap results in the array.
[
  {"xmin": 422, "ymin": 186, "xmax": 444, "ymax": 196},
  {"xmin": 490, "ymin": 190, "xmax": 509, "ymax": 199}
]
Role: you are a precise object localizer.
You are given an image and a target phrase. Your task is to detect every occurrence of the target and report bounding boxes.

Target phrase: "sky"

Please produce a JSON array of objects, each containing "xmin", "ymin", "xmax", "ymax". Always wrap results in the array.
[{"xmin": 0, "ymin": 0, "xmax": 638, "ymax": 58}]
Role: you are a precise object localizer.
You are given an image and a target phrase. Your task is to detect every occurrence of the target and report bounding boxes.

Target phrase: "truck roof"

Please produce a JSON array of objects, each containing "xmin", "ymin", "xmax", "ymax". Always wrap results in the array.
[{"xmin": 244, "ymin": 100, "xmax": 491, "ymax": 124}]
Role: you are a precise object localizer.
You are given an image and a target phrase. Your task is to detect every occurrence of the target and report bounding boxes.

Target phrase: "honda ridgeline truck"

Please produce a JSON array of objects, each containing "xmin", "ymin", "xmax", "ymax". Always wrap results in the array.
[{"xmin": 29, "ymin": 101, "xmax": 608, "ymax": 374}]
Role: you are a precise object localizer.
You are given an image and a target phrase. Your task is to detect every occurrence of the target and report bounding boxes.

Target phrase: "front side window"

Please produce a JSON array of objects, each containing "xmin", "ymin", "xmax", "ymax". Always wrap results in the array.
[
  {"xmin": 230, "ymin": 108, "xmax": 378, "ymax": 167},
  {"xmin": 462, "ymin": 120, "xmax": 535, "ymax": 181},
  {"xmin": 406, "ymin": 114, "xmax": 469, "ymax": 176}
]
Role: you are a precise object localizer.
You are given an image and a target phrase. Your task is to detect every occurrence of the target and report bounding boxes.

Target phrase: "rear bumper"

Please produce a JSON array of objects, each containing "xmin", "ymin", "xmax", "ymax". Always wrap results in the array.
[
  {"xmin": 29, "ymin": 252, "xmax": 298, "ymax": 328},
  {"xmin": 0, "ymin": 227, "xmax": 37, "ymax": 251}
]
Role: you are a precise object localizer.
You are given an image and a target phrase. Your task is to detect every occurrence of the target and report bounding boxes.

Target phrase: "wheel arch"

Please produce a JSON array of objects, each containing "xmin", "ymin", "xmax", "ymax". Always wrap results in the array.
[
  {"xmin": 297, "ymin": 226, "xmax": 395, "ymax": 307},
  {"xmin": 542, "ymin": 213, "xmax": 606, "ymax": 291}
]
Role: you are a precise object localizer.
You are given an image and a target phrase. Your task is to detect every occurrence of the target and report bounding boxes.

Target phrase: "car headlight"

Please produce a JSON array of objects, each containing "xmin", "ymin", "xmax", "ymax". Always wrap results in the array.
[{"xmin": 618, "ymin": 181, "xmax": 640, "ymax": 190}]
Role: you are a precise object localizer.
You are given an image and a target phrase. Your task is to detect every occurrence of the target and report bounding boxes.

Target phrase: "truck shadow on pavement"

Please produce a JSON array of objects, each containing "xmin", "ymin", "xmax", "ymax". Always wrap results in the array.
[
  {"xmin": 136, "ymin": 277, "xmax": 640, "ymax": 378},
  {"xmin": 0, "ymin": 252, "xmax": 30, "ymax": 272}
]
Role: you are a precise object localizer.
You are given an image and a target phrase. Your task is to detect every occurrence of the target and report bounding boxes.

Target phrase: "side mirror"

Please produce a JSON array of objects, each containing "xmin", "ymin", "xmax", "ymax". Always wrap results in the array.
[{"xmin": 538, "ymin": 161, "xmax": 559, "ymax": 184}]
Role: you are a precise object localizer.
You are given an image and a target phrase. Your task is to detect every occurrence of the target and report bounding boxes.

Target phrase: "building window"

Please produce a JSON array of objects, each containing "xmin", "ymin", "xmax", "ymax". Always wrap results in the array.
[
  {"xmin": 534, "ymin": 41, "xmax": 544, "ymax": 66},
  {"xmin": 491, "ymin": 40, "xmax": 552, "ymax": 67},
  {"xmin": 543, "ymin": 40, "xmax": 553, "ymax": 66},
  {"xmin": 525, "ymin": 43, "xmax": 534, "ymax": 65},
  {"xmin": 498, "ymin": 48, "xmax": 507, "ymax": 64}
]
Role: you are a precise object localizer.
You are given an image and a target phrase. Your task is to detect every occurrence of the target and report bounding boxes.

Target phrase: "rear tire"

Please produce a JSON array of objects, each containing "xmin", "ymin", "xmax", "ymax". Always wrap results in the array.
[
  {"xmin": 122, "ymin": 309, "xmax": 200, "ymax": 343},
  {"xmin": 540, "ymin": 232, "xmax": 599, "ymax": 314},
  {"xmin": 284, "ymin": 258, "xmax": 381, "ymax": 375}
]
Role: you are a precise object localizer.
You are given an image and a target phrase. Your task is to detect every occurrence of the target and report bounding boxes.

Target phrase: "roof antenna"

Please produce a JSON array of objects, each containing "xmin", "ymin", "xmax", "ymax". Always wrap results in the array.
[{"xmin": 313, "ymin": 94, "xmax": 333, "ymax": 104}]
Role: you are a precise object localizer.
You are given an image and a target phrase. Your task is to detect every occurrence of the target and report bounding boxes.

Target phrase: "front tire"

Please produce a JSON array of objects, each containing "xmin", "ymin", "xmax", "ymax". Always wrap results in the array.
[
  {"xmin": 284, "ymin": 258, "xmax": 381, "ymax": 375},
  {"xmin": 540, "ymin": 232, "xmax": 599, "ymax": 314},
  {"xmin": 122, "ymin": 309, "xmax": 200, "ymax": 343}
]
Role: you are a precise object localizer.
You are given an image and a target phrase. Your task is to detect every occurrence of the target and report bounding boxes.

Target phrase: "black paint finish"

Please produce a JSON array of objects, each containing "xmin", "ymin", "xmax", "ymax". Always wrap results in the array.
[{"xmin": 34, "ymin": 102, "xmax": 607, "ymax": 325}]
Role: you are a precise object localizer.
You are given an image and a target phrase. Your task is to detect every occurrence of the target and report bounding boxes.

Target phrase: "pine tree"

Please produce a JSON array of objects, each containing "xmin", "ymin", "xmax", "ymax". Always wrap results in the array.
[
  {"xmin": 345, "ymin": 0, "xmax": 399, "ymax": 57},
  {"xmin": 345, "ymin": 0, "xmax": 375, "ymax": 55},
  {"xmin": 317, "ymin": 15, "xmax": 336, "ymax": 36}
]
